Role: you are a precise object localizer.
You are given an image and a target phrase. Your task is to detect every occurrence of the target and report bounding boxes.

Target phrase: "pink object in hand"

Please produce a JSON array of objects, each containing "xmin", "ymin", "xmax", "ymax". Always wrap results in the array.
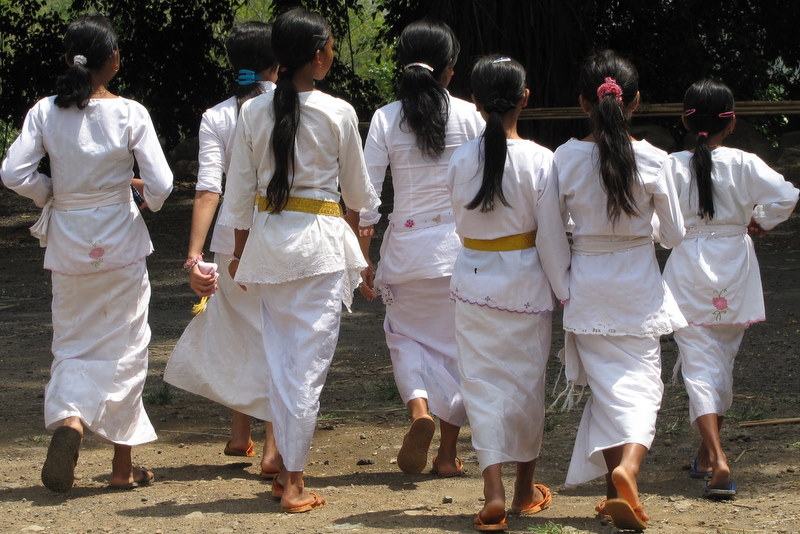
[{"xmin": 196, "ymin": 260, "xmax": 219, "ymax": 280}]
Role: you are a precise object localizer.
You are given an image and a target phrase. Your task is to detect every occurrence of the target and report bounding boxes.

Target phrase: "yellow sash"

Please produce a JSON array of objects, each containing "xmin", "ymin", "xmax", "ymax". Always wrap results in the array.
[
  {"xmin": 255, "ymin": 195, "xmax": 342, "ymax": 217},
  {"xmin": 463, "ymin": 231, "xmax": 536, "ymax": 252}
]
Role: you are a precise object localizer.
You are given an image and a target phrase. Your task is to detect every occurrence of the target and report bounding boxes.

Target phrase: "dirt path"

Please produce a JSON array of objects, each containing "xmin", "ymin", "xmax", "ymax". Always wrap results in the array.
[{"xmin": 1, "ymin": 181, "xmax": 799, "ymax": 534}]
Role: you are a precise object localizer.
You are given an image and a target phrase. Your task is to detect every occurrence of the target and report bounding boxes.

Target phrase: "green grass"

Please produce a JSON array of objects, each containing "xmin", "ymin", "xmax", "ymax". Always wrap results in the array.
[
  {"xmin": 789, "ymin": 441, "xmax": 800, "ymax": 451},
  {"xmin": 527, "ymin": 521, "xmax": 567, "ymax": 533},
  {"xmin": 144, "ymin": 383, "xmax": 174, "ymax": 406}
]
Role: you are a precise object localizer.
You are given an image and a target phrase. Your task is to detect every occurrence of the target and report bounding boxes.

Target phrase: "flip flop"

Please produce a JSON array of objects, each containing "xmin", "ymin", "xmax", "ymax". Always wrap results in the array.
[
  {"xmin": 473, "ymin": 511, "xmax": 508, "ymax": 531},
  {"xmin": 603, "ymin": 498, "xmax": 648, "ymax": 531},
  {"xmin": 689, "ymin": 456, "xmax": 712, "ymax": 479},
  {"xmin": 595, "ymin": 498, "xmax": 612, "ymax": 520},
  {"xmin": 510, "ymin": 483, "xmax": 552, "ymax": 515},
  {"xmin": 396, "ymin": 415, "xmax": 435, "ymax": 474},
  {"xmin": 281, "ymin": 491, "xmax": 325, "ymax": 513},
  {"xmin": 109, "ymin": 466, "xmax": 154, "ymax": 490},
  {"xmin": 430, "ymin": 456, "xmax": 465, "ymax": 478},
  {"xmin": 41, "ymin": 426, "xmax": 82, "ymax": 493},
  {"xmin": 271, "ymin": 478, "xmax": 284, "ymax": 500},
  {"xmin": 260, "ymin": 468, "xmax": 280, "ymax": 481},
  {"xmin": 703, "ymin": 479, "xmax": 736, "ymax": 500},
  {"xmin": 223, "ymin": 439, "xmax": 256, "ymax": 457}
]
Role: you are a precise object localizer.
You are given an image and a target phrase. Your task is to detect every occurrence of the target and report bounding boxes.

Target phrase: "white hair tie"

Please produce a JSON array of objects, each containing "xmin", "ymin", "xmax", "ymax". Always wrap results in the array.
[
  {"xmin": 72, "ymin": 55, "xmax": 87, "ymax": 66},
  {"xmin": 404, "ymin": 62, "xmax": 434, "ymax": 72}
]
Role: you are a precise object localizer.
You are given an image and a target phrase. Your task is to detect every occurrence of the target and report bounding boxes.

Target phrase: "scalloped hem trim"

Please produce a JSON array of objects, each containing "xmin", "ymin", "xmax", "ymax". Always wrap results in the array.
[
  {"xmin": 563, "ymin": 326, "xmax": 673, "ymax": 337},
  {"xmin": 46, "ymin": 255, "xmax": 149, "ymax": 276},
  {"xmin": 450, "ymin": 292, "xmax": 553, "ymax": 315},
  {"xmin": 687, "ymin": 318, "xmax": 763, "ymax": 327}
]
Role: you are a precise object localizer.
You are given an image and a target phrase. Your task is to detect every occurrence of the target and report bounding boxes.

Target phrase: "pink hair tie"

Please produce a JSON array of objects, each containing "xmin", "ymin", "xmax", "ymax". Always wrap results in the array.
[
  {"xmin": 597, "ymin": 77, "xmax": 623, "ymax": 105},
  {"xmin": 697, "ymin": 131, "xmax": 709, "ymax": 138},
  {"xmin": 683, "ymin": 108, "xmax": 696, "ymax": 116},
  {"xmin": 718, "ymin": 110, "xmax": 735, "ymax": 118}
]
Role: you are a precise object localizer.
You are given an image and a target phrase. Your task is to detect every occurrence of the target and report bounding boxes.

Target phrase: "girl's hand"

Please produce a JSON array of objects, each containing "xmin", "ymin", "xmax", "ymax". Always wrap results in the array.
[
  {"xmin": 228, "ymin": 257, "xmax": 247, "ymax": 291},
  {"xmin": 747, "ymin": 217, "xmax": 767, "ymax": 238},
  {"xmin": 131, "ymin": 178, "xmax": 148, "ymax": 210},
  {"xmin": 188, "ymin": 263, "xmax": 217, "ymax": 297},
  {"xmin": 358, "ymin": 262, "xmax": 377, "ymax": 301}
]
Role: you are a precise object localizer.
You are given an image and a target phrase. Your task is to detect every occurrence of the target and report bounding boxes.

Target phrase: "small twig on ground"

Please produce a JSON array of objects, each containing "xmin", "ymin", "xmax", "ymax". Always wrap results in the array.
[
  {"xmin": 738, "ymin": 417, "xmax": 800, "ymax": 427},
  {"xmin": 732, "ymin": 449, "xmax": 749, "ymax": 463}
]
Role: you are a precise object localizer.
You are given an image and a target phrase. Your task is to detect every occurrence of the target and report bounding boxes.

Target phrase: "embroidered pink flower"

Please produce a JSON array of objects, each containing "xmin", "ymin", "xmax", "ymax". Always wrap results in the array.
[
  {"xmin": 405, "ymin": 219, "xmax": 415, "ymax": 228},
  {"xmin": 88, "ymin": 240, "xmax": 106, "ymax": 268},
  {"xmin": 712, "ymin": 297, "xmax": 728, "ymax": 311},
  {"xmin": 711, "ymin": 288, "xmax": 729, "ymax": 321},
  {"xmin": 89, "ymin": 246, "xmax": 105, "ymax": 260}
]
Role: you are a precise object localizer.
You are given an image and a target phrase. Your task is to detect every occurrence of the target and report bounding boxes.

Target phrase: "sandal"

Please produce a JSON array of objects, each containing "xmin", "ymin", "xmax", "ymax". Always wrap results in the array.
[
  {"xmin": 510, "ymin": 483, "xmax": 552, "ymax": 515},
  {"xmin": 223, "ymin": 439, "xmax": 255, "ymax": 457},
  {"xmin": 41, "ymin": 426, "xmax": 82, "ymax": 493},
  {"xmin": 430, "ymin": 456, "xmax": 465, "ymax": 478}
]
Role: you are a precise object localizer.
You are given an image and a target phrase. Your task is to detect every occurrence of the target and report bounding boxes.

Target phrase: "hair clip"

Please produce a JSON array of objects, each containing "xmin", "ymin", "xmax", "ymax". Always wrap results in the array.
[
  {"xmin": 683, "ymin": 108, "xmax": 696, "ymax": 116},
  {"xmin": 403, "ymin": 62, "xmax": 434, "ymax": 72},
  {"xmin": 492, "ymin": 57, "xmax": 512, "ymax": 63},
  {"xmin": 72, "ymin": 55, "xmax": 87, "ymax": 66},
  {"xmin": 718, "ymin": 110, "xmax": 735, "ymax": 118},
  {"xmin": 236, "ymin": 69, "xmax": 261, "ymax": 85}
]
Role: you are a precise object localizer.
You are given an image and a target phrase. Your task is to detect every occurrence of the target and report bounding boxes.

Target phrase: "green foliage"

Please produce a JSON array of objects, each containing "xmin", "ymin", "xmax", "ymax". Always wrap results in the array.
[{"xmin": 527, "ymin": 521, "xmax": 567, "ymax": 534}]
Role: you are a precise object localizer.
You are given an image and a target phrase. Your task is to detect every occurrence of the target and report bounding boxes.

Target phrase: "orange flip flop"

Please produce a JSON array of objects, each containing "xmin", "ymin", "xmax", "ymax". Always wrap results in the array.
[
  {"xmin": 223, "ymin": 439, "xmax": 255, "ymax": 457},
  {"xmin": 603, "ymin": 498, "xmax": 648, "ymax": 530},
  {"xmin": 397, "ymin": 415, "xmax": 435, "ymax": 474},
  {"xmin": 473, "ymin": 511, "xmax": 508, "ymax": 531},
  {"xmin": 271, "ymin": 478, "xmax": 284, "ymax": 500},
  {"xmin": 510, "ymin": 483, "xmax": 552, "ymax": 515},
  {"xmin": 430, "ymin": 456, "xmax": 465, "ymax": 478},
  {"xmin": 281, "ymin": 491, "xmax": 325, "ymax": 513}
]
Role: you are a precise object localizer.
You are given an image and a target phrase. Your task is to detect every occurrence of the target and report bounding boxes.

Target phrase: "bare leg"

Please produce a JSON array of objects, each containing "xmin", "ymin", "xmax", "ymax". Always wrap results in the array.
[
  {"xmin": 261, "ymin": 422, "xmax": 281, "ymax": 476},
  {"xmin": 695, "ymin": 414, "xmax": 730, "ymax": 488},
  {"xmin": 109, "ymin": 444, "xmax": 153, "ymax": 487},
  {"xmin": 478, "ymin": 464, "xmax": 506, "ymax": 524},
  {"xmin": 603, "ymin": 443, "xmax": 650, "ymax": 522},
  {"xmin": 228, "ymin": 410, "xmax": 253, "ymax": 451},
  {"xmin": 407, "ymin": 397, "xmax": 429, "ymax": 420},
  {"xmin": 510, "ymin": 459, "xmax": 540, "ymax": 511},
  {"xmin": 432, "ymin": 419, "xmax": 461, "ymax": 475},
  {"xmin": 278, "ymin": 468, "xmax": 325, "ymax": 512}
]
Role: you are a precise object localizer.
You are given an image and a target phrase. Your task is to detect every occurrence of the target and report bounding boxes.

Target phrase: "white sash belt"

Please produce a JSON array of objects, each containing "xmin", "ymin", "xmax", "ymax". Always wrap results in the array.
[
  {"xmin": 685, "ymin": 224, "xmax": 745, "ymax": 238},
  {"xmin": 30, "ymin": 186, "xmax": 133, "ymax": 247},
  {"xmin": 388, "ymin": 210, "xmax": 455, "ymax": 232},
  {"xmin": 571, "ymin": 235, "xmax": 653, "ymax": 255}
]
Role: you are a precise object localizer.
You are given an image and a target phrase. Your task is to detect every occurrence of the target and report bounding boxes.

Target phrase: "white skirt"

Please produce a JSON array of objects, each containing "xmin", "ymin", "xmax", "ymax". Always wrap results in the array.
[
  {"xmin": 674, "ymin": 323, "xmax": 745, "ymax": 423},
  {"xmin": 164, "ymin": 252, "xmax": 271, "ymax": 421},
  {"xmin": 565, "ymin": 334, "xmax": 663, "ymax": 487},
  {"xmin": 46, "ymin": 260, "xmax": 157, "ymax": 446},
  {"xmin": 257, "ymin": 271, "xmax": 345, "ymax": 472},
  {"xmin": 455, "ymin": 301, "xmax": 550, "ymax": 470},
  {"xmin": 383, "ymin": 277, "xmax": 466, "ymax": 426}
]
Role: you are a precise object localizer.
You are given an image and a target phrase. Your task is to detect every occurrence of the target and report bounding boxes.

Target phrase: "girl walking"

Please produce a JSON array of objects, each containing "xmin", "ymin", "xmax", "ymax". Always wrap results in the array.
[
  {"xmin": 447, "ymin": 56, "xmax": 570, "ymax": 532},
  {"xmin": 219, "ymin": 8, "xmax": 380, "ymax": 513},
  {"xmin": 662, "ymin": 79, "xmax": 798, "ymax": 499},
  {"xmin": 164, "ymin": 21, "xmax": 280, "ymax": 478},
  {"xmin": 0, "ymin": 15, "xmax": 173, "ymax": 491},
  {"xmin": 357, "ymin": 20, "xmax": 484, "ymax": 477},
  {"xmin": 555, "ymin": 50, "xmax": 685, "ymax": 530}
]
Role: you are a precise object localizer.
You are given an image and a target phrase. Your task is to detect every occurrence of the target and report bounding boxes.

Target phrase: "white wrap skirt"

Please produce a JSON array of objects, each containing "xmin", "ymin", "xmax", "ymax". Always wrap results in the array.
[{"xmin": 46, "ymin": 260, "xmax": 157, "ymax": 446}]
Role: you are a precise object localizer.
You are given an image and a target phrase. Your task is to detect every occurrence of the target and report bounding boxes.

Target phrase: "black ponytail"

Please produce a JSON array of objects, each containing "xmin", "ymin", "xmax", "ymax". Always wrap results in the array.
[
  {"xmin": 397, "ymin": 20, "xmax": 459, "ymax": 160},
  {"xmin": 226, "ymin": 22, "xmax": 277, "ymax": 111},
  {"xmin": 54, "ymin": 14, "xmax": 118, "ymax": 110},
  {"xmin": 578, "ymin": 50, "xmax": 640, "ymax": 223},
  {"xmin": 466, "ymin": 56, "xmax": 526, "ymax": 213},
  {"xmin": 267, "ymin": 8, "xmax": 331, "ymax": 213},
  {"xmin": 683, "ymin": 79, "xmax": 735, "ymax": 220}
]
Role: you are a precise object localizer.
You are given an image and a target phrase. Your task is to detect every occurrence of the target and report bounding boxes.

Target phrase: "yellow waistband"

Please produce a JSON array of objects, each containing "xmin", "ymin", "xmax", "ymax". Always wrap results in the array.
[
  {"xmin": 463, "ymin": 231, "xmax": 537, "ymax": 252},
  {"xmin": 256, "ymin": 195, "xmax": 342, "ymax": 217}
]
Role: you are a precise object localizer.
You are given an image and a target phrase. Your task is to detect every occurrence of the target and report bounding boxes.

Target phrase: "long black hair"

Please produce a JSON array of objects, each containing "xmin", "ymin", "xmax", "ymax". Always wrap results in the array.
[
  {"xmin": 226, "ymin": 22, "xmax": 277, "ymax": 111},
  {"xmin": 466, "ymin": 56, "xmax": 526, "ymax": 213},
  {"xmin": 54, "ymin": 14, "xmax": 118, "ymax": 110},
  {"xmin": 683, "ymin": 79, "xmax": 735, "ymax": 220},
  {"xmin": 578, "ymin": 50, "xmax": 640, "ymax": 223},
  {"xmin": 397, "ymin": 20, "xmax": 460, "ymax": 160},
  {"xmin": 267, "ymin": 8, "xmax": 331, "ymax": 213}
]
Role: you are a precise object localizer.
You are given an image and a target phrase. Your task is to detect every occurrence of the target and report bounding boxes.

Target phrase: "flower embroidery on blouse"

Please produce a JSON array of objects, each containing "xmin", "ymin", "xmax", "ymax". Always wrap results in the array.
[
  {"xmin": 711, "ymin": 288, "xmax": 728, "ymax": 321},
  {"xmin": 88, "ymin": 240, "xmax": 105, "ymax": 269},
  {"xmin": 404, "ymin": 219, "xmax": 415, "ymax": 228}
]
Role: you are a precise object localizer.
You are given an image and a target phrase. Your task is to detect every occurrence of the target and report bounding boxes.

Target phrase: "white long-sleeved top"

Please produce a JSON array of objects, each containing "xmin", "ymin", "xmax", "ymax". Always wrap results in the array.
[
  {"xmin": 556, "ymin": 138, "xmax": 685, "ymax": 336},
  {"xmin": 218, "ymin": 90, "xmax": 380, "ymax": 294},
  {"xmin": 362, "ymin": 93, "xmax": 484, "ymax": 285},
  {"xmin": 663, "ymin": 147, "xmax": 799, "ymax": 326},
  {"xmin": 447, "ymin": 138, "xmax": 570, "ymax": 313},
  {"xmin": 0, "ymin": 96, "xmax": 173, "ymax": 275},
  {"xmin": 197, "ymin": 81, "xmax": 275, "ymax": 255}
]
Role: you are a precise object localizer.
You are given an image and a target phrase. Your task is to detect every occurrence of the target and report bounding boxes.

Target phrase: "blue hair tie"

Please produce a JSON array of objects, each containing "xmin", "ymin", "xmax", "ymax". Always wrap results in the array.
[{"xmin": 237, "ymin": 69, "xmax": 261, "ymax": 85}]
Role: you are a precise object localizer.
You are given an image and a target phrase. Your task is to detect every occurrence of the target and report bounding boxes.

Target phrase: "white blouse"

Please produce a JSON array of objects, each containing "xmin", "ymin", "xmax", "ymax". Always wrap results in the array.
[
  {"xmin": 555, "ymin": 138, "xmax": 685, "ymax": 336},
  {"xmin": 362, "ymin": 93, "xmax": 484, "ymax": 285},
  {"xmin": 218, "ymin": 90, "xmax": 380, "ymax": 292},
  {"xmin": 662, "ymin": 147, "xmax": 799, "ymax": 325},
  {"xmin": 197, "ymin": 82, "xmax": 275, "ymax": 255},
  {"xmin": 447, "ymin": 138, "xmax": 570, "ymax": 313},
  {"xmin": 0, "ymin": 96, "xmax": 173, "ymax": 275}
]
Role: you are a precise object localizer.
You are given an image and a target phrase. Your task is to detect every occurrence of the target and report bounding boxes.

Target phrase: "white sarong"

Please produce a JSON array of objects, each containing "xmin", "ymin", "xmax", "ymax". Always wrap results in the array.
[
  {"xmin": 164, "ymin": 252, "xmax": 271, "ymax": 421},
  {"xmin": 46, "ymin": 260, "xmax": 157, "ymax": 446},
  {"xmin": 383, "ymin": 277, "xmax": 466, "ymax": 427},
  {"xmin": 565, "ymin": 333, "xmax": 662, "ymax": 486},
  {"xmin": 257, "ymin": 271, "xmax": 345, "ymax": 472},
  {"xmin": 455, "ymin": 301, "xmax": 550, "ymax": 470},
  {"xmin": 674, "ymin": 323, "xmax": 745, "ymax": 424}
]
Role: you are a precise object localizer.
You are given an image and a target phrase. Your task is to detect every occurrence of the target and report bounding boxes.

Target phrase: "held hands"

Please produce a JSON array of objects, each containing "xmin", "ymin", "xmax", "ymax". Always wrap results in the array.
[
  {"xmin": 358, "ymin": 260, "xmax": 377, "ymax": 302},
  {"xmin": 131, "ymin": 178, "xmax": 148, "ymax": 210},
  {"xmin": 188, "ymin": 260, "xmax": 219, "ymax": 297},
  {"xmin": 227, "ymin": 256, "xmax": 248, "ymax": 291},
  {"xmin": 747, "ymin": 217, "xmax": 767, "ymax": 238}
]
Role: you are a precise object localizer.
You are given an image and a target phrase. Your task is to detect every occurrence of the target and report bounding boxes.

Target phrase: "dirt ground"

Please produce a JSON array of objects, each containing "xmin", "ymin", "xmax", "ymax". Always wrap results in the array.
[{"xmin": 1, "ymin": 174, "xmax": 799, "ymax": 534}]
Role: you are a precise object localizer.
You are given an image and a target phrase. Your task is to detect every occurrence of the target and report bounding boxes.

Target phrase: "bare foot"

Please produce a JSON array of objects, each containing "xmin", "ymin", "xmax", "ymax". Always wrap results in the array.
[
  {"xmin": 510, "ymin": 483, "xmax": 552, "ymax": 515},
  {"xmin": 708, "ymin": 461, "xmax": 732, "ymax": 490},
  {"xmin": 610, "ymin": 465, "xmax": 649, "ymax": 522},
  {"xmin": 478, "ymin": 497, "xmax": 506, "ymax": 525},
  {"xmin": 109, "ymin": 466, "xmax": 154, "ymax": 489},
  {"xmin": 280, "ymin": 487, "xmax": 326, "ymax": 513}
]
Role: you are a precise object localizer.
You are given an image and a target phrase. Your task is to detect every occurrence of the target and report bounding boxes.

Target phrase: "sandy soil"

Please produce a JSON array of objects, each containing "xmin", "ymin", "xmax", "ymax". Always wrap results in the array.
[{"xmin": 0, "ymin": 177, "xmax": 799, "ymax": 534}]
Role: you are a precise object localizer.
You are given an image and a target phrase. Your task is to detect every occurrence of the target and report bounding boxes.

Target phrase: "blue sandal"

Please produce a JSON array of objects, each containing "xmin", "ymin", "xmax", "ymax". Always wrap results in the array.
[
  {"xmin": 703, "ymin": 479, "xmax": 737, "ymax": 499},
  {"xmin": 689, "ymin": 456, "xmax": 712, "ymax": 479}
]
